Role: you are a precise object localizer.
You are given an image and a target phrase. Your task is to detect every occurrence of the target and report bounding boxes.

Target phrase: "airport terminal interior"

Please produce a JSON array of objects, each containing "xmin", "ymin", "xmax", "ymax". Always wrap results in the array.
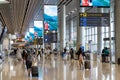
[{"xmin": 0, "ymin": 0, "xmax": 120, "ymax": 80}]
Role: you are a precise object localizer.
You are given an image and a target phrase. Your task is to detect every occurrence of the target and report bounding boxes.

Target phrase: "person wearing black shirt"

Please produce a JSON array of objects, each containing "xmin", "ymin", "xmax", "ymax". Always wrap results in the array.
[{"xmin": 70, "ymin": 48, "xmax": 74, "ymax": 60}]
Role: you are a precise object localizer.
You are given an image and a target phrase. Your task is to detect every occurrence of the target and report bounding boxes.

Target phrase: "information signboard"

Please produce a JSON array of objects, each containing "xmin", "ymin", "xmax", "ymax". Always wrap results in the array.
[
  {"xmin": 79, "ymin": 13, "xmax": 110, "ymax": 27},
  {"xmin": 44, "ymin": 31, "xmax": 57, "ymax": 43}
]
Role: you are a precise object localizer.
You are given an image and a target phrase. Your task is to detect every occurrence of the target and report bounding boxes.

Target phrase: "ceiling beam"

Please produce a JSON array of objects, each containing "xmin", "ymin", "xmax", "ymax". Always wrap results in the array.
[{"xmin": 20, "ymin": 0, "xmax": 30, "ymax": 33}]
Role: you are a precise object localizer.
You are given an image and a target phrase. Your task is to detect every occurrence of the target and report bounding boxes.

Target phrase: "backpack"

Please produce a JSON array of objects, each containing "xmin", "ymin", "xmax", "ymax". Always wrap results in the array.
[{"xmin": 27, "ymin": 54, "xmax": 32, "ymax": 61}]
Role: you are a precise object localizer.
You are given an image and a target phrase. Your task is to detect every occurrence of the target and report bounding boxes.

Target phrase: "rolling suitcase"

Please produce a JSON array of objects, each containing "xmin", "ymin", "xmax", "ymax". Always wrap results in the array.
[
  {"xmin": 118, "ymin": 58, "xmax": 120, "ymax": 65},
  {"xmin": 31, "ymin": 66, "xmax": 38, "ymax": 77},
  {"xmin": 84, "ymin": 60, "xmax": 90, "ymax": 69},
  {"xmin": 85, "ymin": 54, "xmax": 90, "ymax": 60}
]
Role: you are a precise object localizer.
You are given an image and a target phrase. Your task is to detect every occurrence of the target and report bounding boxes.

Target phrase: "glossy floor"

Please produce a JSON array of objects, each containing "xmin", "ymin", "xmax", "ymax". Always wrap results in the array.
[{"xmin": 0, "ymin": 55, "xmax": 120, "ymax": 80}]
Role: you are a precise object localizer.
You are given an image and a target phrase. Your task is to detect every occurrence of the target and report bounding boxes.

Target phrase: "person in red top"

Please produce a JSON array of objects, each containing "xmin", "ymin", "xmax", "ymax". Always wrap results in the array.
[
  {"xmin": 82, "ymin": 0, "xmax": 89, "ymax": 6},
  {"xmin": 45, "ymin": 22, "xmax": 49, "ymax": 30}
]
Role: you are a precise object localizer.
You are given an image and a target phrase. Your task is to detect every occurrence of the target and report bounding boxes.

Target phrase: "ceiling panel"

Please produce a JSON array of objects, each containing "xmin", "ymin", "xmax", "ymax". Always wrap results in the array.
[
  {"xmin": 0, "ymin": 0, "xmax": 59, "ymax": 35},
  {"xmin": 0, "ymin": 4, "xmax": 13, "ymax": 33}
]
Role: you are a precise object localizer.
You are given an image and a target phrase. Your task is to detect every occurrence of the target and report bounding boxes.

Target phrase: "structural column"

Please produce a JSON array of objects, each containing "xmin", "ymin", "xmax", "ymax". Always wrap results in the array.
[
  {"xmin": 60, "ymin": 5, "xmax": 66, "ymax": 52},
  {"xmin": 97, "ymin": 9, "xmax": 103, "ymax": 53},
  {"xmin": 9, "ymin": 34, "xmax": 12, "ymax": 50},
  {"xmin": 114, "ymin": 0, "xmax": 120, "ymax": 63},
  {"xmin": 76, "ymin": 27, "xmax": 84, "ymax": 50},
  {"xmin": 97, "ymin": 27, "xmax": 102, "ymax": 53},
  {"xmin": 69, "ymin": 20, "xmax": 73, "ymax": 48},
  {"xmin": 76, "ymin": 0, "xmax": 84, "ymax": 51}
]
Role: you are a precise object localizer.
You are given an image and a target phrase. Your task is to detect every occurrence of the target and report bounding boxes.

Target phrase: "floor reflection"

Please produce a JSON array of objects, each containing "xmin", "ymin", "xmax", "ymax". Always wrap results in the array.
[{"xmin": 0, "ymin": 56, "xmax": 120, "ymax": 80}]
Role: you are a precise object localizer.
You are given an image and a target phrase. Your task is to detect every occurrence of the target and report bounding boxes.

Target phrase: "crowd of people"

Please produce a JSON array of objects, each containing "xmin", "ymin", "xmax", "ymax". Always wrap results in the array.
[
  {"xmin": 11, "ymin": 47, "xmax": 57, "ymax": 76},
  {"xmin": 9, "ymin": 45, "xmax": 110, "ymax": 76}
]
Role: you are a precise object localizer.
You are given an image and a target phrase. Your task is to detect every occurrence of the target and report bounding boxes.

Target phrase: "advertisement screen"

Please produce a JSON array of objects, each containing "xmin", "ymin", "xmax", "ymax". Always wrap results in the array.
[
  {"xmin": 80, "ymin": 0, "xmax": 110, "ymax": 7},
  {"xmin": 44, "ymin": 5, "xmax": 58, "ymax": 31},
  {"xmin": 34, "ymin": 21, "xmax": 43, "ymax": 37},
  {"xmin": 29, "ymin": 28, "xmax": 34, "ymax": 34},
  {"xmin": 24, "ymin": 37, "xmax": 28, "ymax": 41},
  {"xmin": 29, "ymin": 32, "xmax": 35, "ymax": 40},
  {"xmin": 24, "ymin": 35, "xmax": 30, "ymax": 42},
  {"xmin": 29, "ymin": 28, "xmax": 35, "ymax": 40},
  {"xmin": 24, "ymin": 32, "xmax": 33, "ymax": 42}
]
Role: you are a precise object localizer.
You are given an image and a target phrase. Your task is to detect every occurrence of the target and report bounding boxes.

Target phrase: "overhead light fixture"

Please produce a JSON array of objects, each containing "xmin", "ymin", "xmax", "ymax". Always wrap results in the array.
[{"xmin": 0, "ymin": 0, "xmax": 9, "ymax": 4}]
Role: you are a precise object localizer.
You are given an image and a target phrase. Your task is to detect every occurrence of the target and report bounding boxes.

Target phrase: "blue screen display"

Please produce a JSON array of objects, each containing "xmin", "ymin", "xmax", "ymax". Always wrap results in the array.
[
  {"xmin": 34, "ymin": 27, "xmax": 43, "ymax": 37},
  {"xmin": 29, "ymin": 32, "xmax": 35, "ymax": 40},
  {"xmin": 44, "ymin": 5, "xmax": 58, "ymax": 31},
  {"xmin": 34, "ymin": 21, "xmax": 43, "ymax": 37},
  {"xmin": 80, "ymin": 0, "xmax": 110, "ymax": 7}
]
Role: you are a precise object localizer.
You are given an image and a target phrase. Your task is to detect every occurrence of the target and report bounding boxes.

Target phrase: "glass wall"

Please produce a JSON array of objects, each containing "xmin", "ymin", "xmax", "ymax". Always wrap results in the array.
[
  {"xmin": 66, "ymin": 21, "xmax": 70, "ymax": 49},
  {"xmin": 72, "ymin": 17, "xmax": 77, "ymax": 50},
  {"xmin": 66, "ymin": 17, "xmax": 77, "ymax": 50},
  {"xmin": 85, "ymin": 27, "xmax": 97, "ymax": 52},
  {"xmin": 102, "ymin": 27, "xmax": 109, "ymax": 49}
]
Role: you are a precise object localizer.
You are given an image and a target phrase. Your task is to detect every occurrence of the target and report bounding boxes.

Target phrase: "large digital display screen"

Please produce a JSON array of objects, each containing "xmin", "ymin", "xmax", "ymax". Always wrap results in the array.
[
  {"xmin": 80, "ymin": 0, "xmax": 110, "ymax": 7},
  {"xmin": 79, "ymin": 13, "xmax": 110, "ymax": 27},
  {"xmin": 24, "ymin": 32, "xmax": 33, "ymax": 42},
  {"xmin": 44, "ymin": 5, "xmax": 58, "ymax": 31},
  {"xmin": 34, "ymin": 21, "xmax": 43, "ymax": 37},
  {"xmin": 24, "ymin": 37, "xmax": 29, "ymax": 42},
  {"xmin": 29, "ymin": 28, "xmax": 35, "ymax": 40},
  {"xmin": 24, "ymin": 35, "xmax": 30, "ymax": 42},
  {"xmin": 29, "ymin": 28, "xmax": 34, "ymax": 34},
  {"xmin": 29, "ymin": 32, "xmax": 35, "ymax": 41}
]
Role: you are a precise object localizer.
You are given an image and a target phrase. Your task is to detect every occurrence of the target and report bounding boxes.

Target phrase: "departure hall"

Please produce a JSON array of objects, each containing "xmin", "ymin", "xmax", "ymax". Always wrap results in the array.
[{"xmin": 0, "ymin": 0, "xmax": 120, "ymax": 80}]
